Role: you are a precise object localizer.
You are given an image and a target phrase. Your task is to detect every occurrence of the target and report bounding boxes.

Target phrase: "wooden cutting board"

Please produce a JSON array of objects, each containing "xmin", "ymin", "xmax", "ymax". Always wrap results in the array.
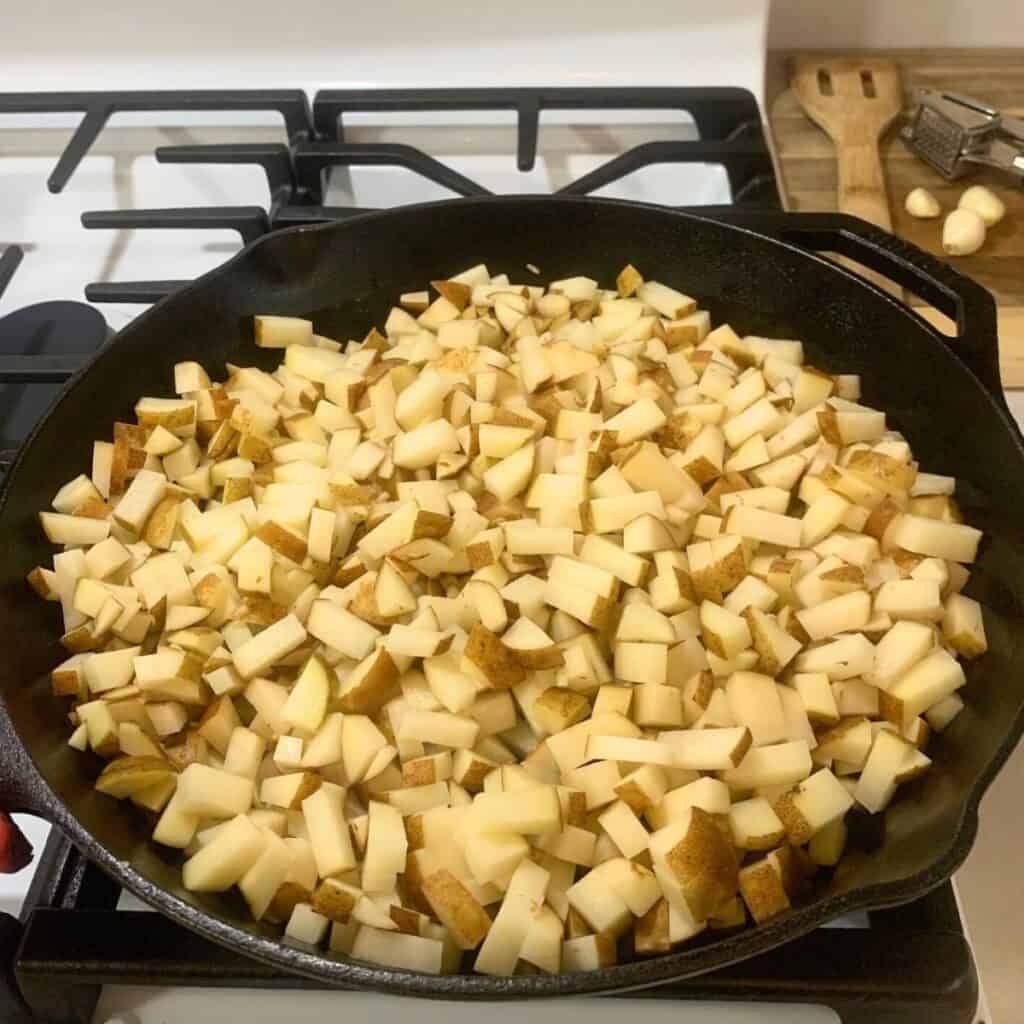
[{"xmin": 767, "ymin": 49, "xmax": 1024, "ymax": 387}]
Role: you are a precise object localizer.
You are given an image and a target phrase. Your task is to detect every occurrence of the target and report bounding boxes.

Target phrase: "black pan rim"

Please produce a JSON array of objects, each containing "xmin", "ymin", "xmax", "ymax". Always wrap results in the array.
[{"xmin": 1, "ymin": 194, "xmax": 1021, "ymax": 997}]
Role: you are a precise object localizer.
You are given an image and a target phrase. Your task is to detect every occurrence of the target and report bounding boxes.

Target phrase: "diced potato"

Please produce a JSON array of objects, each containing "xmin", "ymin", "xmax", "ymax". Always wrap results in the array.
[
  {"xmin": 29, "ymin": 262, "xmax": 990, "ymax": 977},
  {"xmin": 362, "ymin": 800, "xmax": 408, "ymax": 894},
  {"xmin": 942, "ymin": 593, "xmax": 987, "ymax": 658},
  {"xmin": 306, "ymin": 600, "xmax": 381, "ymax": 660},
  {"xmin": 303, "ymin": 784, "xmax": 357, "ymax": 877},
  {"xmin": 353, "ymin": 926, "xmax": 444, "ymax": 974},
  {"xmin": 421, "ymin": 869, "xmax": 493, "ymax": 949},
  {"xmin": 281, "ymin": 656, "xmax": 330, "ymax": 733},
  {"xmin": 880, "ymin": 648, "xmax": 965, "ymax": 729},
  {"xmin": 773, "ymin": 768, "xmax": 854, "ymax": 844},
  {"xmin": 728, "ymin": 797, "xmax": 785, "ymax": 851},
  {"xmin": 182, "ymin": 814, "xmax": 266, "ymax": 892},
  {"xmin": 855, "ymin": 730, "xmax": 914, "ymax": 812},
  {"xmin": 255, "ymin": 316, "xmax": 312, "ymax": 348},
  {"xmin": 796, "ymin": 591, "xmax": 871, "ymax": 641},
  {"xmin": 650, "ymin": 806, "xmax": 739, "ymax": 921},
  {"xmin": 725, "ymin": 673, "xmax": 786, "ymax": 747},
  {"xmin": 232, "ymin": 614, "xmax": 307, "ymax": 679},
  {"xmin": 470, "ymin": 786, "xmax": 561, "ymax": 834},
  {"xmin": 722, "ymin": 741, "xmax": 813, "ymax": 790},
  {"xmin": 738, "ymin": 848, "xmax": 792, "ymax": 924},
  {"xmin": 700, "ymin": 601, "xmax": 751, "ymax": 660},
  {"xmin": 614, "ymin": 641, "xmax": 668, "ymax": 685},
  {"xmin": 660, "ymin": 726, "xmax": 752, "ymax": 770},
  {"xmin": 239, "ymin": 832, "xmax": 294, "ymax": 920}
]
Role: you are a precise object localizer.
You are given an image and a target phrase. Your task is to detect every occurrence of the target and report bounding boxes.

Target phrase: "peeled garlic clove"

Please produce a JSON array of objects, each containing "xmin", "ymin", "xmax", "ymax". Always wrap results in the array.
[
  {"xmin": 943, "ymin": 209, "xmax": 986, "ymax": 256},
  {"xmin": 958, "ymin": 185, "xmax": 1006, "ymax": 227},
  {"xmin": 905, "ymin": 188, "xmax": 941, "ymax": 219}
]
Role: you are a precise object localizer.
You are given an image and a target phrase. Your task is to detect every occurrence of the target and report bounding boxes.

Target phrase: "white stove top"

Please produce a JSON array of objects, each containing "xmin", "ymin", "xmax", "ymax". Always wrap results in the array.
[
  {"xmin": 94, "ymin": 988, "xmax": 844, "ymax": 1024},
  {"xmin": 0, "ymin": 0, "xmax": 769, "ymax": 332},
  {"xmin": 0, "ymin": 116, "xmax": 736, "ymax": 333}
]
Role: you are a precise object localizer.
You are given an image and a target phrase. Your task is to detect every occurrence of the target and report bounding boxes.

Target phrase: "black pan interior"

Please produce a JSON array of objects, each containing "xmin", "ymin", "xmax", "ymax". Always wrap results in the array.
[{"xmin": 1, "ymin": 197, "xmax": 1022, "ymax": 997}]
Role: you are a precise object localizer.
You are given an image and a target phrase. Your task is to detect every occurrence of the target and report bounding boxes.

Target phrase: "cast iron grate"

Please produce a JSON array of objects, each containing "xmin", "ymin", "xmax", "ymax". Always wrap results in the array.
[
  {"xmin": 0, "ymin": 830, "xmax": 979, "ymax": 1024},
  {"xmin": 0, "ymin": 91, "xmax": 313, "ymax": 193},
  {"xmin": 0, "ymin": 86, "xmax": 780, "ymax": 304},
  {"xmin": 0, "ymin": 247, "xmax": 24, "ymax": 300}
]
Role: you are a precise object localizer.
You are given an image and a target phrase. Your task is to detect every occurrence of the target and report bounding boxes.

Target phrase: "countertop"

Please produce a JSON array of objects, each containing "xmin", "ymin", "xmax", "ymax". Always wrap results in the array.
[
  {"xmin": 768, "ymin": 51, "xmax": 1024, "ymax": 1022},
  {"xmin": 767, "ymin": 48, "xmax": 1024, "ymax": 389}
]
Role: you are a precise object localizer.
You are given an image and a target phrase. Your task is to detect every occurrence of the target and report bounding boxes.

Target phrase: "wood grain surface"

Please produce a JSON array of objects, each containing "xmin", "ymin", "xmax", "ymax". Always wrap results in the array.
[
  {"xmin": 768, "ymin": 50, "xmax": 1024, "ymax": 385},
  {"xmin": 790, "ymin": 56, "xmax": 905, "ymax": 298}
]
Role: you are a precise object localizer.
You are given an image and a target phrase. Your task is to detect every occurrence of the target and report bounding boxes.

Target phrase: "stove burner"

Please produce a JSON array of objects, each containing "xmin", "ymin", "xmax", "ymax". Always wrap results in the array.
[
  {"xmin": 0, "ymin": 248, "xmax": 107, "ymax": 463},
  {"xmin": 0, "ymin": 306, "xmax": 106, "ymax": 463}
]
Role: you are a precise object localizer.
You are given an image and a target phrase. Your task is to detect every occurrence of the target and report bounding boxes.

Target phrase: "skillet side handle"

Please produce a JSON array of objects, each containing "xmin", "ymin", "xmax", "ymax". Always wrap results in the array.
[{"xmin": 725, "ymin": 212, "xmax": 1008, "ymax": 410}]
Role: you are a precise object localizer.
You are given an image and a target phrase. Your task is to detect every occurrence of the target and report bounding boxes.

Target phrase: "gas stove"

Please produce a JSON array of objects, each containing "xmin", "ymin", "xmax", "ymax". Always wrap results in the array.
[{"xmin": 0, "ymin": 79, "xmax": 987, "ymax": 1024}]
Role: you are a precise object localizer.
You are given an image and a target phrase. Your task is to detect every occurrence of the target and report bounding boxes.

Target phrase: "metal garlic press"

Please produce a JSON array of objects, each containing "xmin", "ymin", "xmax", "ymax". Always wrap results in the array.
[{"xmin": 902, "ymin": 89, "xmax": 1024, "ymax": 183}]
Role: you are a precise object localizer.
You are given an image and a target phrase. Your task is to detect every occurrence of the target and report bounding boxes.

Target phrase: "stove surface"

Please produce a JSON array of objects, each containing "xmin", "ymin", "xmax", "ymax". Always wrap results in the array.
[
  {"xmin": 0, "ymin": 104, "xmax": 760, "ymax": 332},
  {"xmin": 94, "ymin": 987, "xmax": 843, "ymax": 1024}
]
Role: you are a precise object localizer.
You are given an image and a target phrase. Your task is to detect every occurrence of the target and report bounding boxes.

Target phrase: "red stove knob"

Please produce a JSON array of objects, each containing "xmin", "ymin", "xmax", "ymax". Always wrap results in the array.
[{"xmin": 0, "ymin": 811, "xmax": 32, "ymax": 873}]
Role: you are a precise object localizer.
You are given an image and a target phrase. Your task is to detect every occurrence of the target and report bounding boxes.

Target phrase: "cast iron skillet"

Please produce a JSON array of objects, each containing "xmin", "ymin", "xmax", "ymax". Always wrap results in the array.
[{"xmin": 1, "ymin": 197, "xmax": 1023, "ymax": 998}]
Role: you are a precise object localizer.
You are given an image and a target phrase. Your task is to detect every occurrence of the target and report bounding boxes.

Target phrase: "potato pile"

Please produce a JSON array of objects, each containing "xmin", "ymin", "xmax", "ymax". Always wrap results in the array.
[{"xmin": 30, "ymin": 261, "xmax": 988, "ymax": 977}]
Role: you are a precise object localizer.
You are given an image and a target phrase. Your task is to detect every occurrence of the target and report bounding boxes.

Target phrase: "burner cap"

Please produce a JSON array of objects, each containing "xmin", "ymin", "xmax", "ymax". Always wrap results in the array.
[
  {"xmin": 0, "ymin": 301, "xmax": 110, "ymax": 456},
  {"xmin": 0, "ymin": 300, "xmax": 109, "ymax": 354}
]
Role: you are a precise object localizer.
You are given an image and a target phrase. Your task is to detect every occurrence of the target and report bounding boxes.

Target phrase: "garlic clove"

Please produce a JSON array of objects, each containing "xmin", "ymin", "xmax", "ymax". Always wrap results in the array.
[
  {"xmin": 942, "ymin": 208, "xmax": 986, "ymax": 256},
  {"xmin": 958, "ymin": 185, "xmax": 1006, "ymax": 227},
  {"xmin": 905, "ymin": 188, "xmax": 941, "ymax": 219}
]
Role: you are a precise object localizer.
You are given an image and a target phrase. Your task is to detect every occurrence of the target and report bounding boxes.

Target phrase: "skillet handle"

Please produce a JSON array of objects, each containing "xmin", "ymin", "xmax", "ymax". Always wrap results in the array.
[
  {"xmin": 722, "ymin": 211, "xmax": 1007, "ymax": 408},
  {"xmin": 0, "ymin": 708, "xmax": 53, "ymax": 821}
]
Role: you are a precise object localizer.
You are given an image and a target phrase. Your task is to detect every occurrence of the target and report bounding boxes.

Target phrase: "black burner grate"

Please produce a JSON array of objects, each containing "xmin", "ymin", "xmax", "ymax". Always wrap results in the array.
[
  {"xmin": 0, "ymin": 86, "xmax": 780, "ymax": 304},
  {"xmin": 0, "ymin": 91, "xmax": 312, "ymax": 193},
  {"xmin": 0, "ymin": 247, "xmax": 24, "ymax": 300},
  {"xmin": 0, "ymin": 831, "xmax": 978, "ymax": 1024}
]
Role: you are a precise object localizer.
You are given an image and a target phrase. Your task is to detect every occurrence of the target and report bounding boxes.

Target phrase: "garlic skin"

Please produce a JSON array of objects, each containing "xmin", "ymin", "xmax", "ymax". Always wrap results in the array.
[
  {"xmin": 905, "ymin": 188, "xmax": 941, "ymax": 219},
  {"xmin": 958, "ymin": 185, "xmax": 1006, "ymax": 227},
  {"xmin": 943, "ymin": 209, "xmax": 987, "ymax": 256}
]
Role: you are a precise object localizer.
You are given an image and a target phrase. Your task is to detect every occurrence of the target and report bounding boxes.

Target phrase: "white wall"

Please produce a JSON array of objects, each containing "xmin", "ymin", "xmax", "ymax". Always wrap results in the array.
[
  {"xmin": 770, "ymin": 0, "xmax": 1024, "ymax": 48},
  {"xmin": 3, "ymin": 0, "xmax": 768, "ymax": 96}
]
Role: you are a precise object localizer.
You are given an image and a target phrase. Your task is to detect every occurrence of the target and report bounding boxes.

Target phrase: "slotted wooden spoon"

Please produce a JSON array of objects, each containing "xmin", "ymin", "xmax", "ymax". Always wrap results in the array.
[{"xmin": 792, "ymin": 56, "xmax": 904, "ymax": 294}]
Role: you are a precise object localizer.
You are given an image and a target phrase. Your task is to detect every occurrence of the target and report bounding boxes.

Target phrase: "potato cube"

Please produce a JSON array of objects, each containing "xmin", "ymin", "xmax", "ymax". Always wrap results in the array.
[
  {"xmin": 728, "ymin": 797, "xmax": 785, "ymax": 851},
  {"xmin": 182, "ymin": 814, "xmax": 266, "ymax": 892},
  {"xmin": 420, "ymin": 869, "xmax": 492, "ymax": 949},
  {"xmin": 650, "ymin": 806, "xmax": 738, "ymax": 921}
]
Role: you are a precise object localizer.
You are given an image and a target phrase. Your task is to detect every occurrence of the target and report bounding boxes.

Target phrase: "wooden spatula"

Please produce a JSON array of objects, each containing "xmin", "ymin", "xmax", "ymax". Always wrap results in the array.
[
  {"xmin": 789, "ymin": 55, "xmax": 1022, "ymax": 383},
  {"xmin": 792, "ymin": 56, "xmax": 903, "ymax": 229},
  {"xmin": 792, "ymin": 56, "xmax": 904, "ymax": 294}
]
